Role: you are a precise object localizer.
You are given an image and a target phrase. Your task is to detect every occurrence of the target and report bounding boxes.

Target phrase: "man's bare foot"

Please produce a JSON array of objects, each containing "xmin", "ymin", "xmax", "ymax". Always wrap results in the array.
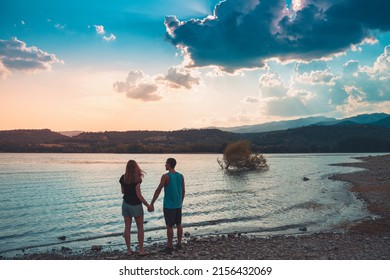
[{"xmin": 138, "ymin": 249, "xmax": 147, "ymax": 255}]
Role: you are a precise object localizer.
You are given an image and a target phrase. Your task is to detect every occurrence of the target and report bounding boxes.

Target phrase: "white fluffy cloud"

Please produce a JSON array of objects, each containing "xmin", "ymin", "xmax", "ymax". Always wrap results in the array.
[
  {"xmin": 364, "ymin": 45, "xmax": 390, "ymax": 78},
  {"xmin": 293, "ymin": 68, "xmax": 335, "ymax": 85},
  {"xmin": 157, "ymin": 66, "xmax": 201, "ymax": 89},
  {"xmin": 341, "ymin": 46, "xmax": 389, "ymax": 102},
  {"xmin": 94, "ymin": 24, "xmax": 116, "ymax": 42},
  {"xmin": 103, "ymin": 34, "xmax": 116, "ymax": 42},
  {"xmin": 0, "ymin": 61, "xmax": 11, "ymax": 79},
  {"xmin": 259, "ymin": 72, "xmax": 288, "ymax": 98},
  {"xmin": 0, "ymin": 37, "xmax": 63, "ymax": 79},
  {"xmin": 113, "ymin": 70, "xmax": 161, "ymax": 102},
  {"xmin": 94, "ymin": 25, "xmax": 105, "ymax": 35},
  {"xmin": 260, "ymin": 45, "xmax": 390, "ymax": 117},
  {"xmin": 113, "ymin": 66, "xmax": 202, "ymax": 102},
  {"xmin": 291, "ymin": 0, "xmax": 306, "ymax": 11}
]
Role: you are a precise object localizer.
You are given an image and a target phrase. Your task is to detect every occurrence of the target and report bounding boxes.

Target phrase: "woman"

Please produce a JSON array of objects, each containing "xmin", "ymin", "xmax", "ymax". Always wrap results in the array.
[{"xmin": 120, "ymin": 160, "xmax": 151, "ymax": 255}]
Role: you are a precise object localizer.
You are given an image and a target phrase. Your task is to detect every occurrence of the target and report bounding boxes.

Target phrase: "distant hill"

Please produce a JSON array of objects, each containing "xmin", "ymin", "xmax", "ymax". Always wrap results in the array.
[
  {"xmin": 0, "ymin": 129, "xmax": 69, "ymax": 144},
  {"xmin": 217, "ymin": 116, "xmax": 336, "ymax": 133},
  {"xmin": 245, "ymin": 124, "xmax": 390, "ymax": 153},
  {"xmin": 316, "ymin": 113, "xmax": 390, "ymax": 127},
  {"xmin": 344, "ymin": 113, "xmax": 390, "ymax": 124},
  {"xmin": 371, "ymin": 116, "xmax": 390, "ymax": 128},
  {"xmin": 217, "ymin": 113, "xmax": 389, "ymax": 133}
]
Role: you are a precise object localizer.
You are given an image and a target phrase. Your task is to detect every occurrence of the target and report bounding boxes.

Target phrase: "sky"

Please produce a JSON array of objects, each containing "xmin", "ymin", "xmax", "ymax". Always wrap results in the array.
[{"xmin": 0, "ymin": 0, "xmax": 389, "ymax": 132}]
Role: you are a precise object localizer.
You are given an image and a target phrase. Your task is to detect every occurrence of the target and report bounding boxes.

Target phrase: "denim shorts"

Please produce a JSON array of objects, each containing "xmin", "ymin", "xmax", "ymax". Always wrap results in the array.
[{"xmin": 122, "ymin": 200, "xmax": 144, "ymax": 217}]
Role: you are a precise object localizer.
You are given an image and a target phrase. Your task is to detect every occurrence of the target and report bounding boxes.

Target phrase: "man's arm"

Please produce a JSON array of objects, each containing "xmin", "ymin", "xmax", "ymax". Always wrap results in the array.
[
  {"xmin": 181, "ymin": 175, "xmax": 185, "ymax": 204},
  {"xmin": 150, "ymin": 174, "xmax": 168, "ymax": 207}
]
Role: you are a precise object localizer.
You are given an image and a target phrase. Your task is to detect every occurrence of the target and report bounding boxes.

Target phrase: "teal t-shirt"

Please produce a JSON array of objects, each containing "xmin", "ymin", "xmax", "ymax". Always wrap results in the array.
[{"xmin": 163, "ymin": 172, "xmax": 183, "ymax": 209}]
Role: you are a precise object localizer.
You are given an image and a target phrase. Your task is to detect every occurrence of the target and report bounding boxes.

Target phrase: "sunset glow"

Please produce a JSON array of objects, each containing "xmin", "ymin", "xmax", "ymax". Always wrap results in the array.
[{"xmin": 1, "ymin": 0, "xmax": 389, "ymax": 132}]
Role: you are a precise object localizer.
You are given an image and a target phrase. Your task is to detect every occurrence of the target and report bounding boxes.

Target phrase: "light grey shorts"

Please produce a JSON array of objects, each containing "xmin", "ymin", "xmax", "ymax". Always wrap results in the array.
[{"xmin": 122, "ymin": 200, "xmax": 144, "ymax": 217}]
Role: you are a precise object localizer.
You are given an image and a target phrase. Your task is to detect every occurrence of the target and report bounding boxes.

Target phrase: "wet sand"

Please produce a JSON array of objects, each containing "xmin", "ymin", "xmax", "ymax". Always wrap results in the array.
[{"xmin": 4, "ymin": 154, "xmax": 390, "ymax": 260}]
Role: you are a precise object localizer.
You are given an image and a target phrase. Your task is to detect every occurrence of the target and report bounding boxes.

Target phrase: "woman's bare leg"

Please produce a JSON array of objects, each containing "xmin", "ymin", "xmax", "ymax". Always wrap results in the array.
[
  {"xmin": 124, "ymin": 216, "xmax": 132, "ymax": 254},
  {"xmin": 134, "ymin": 215, "xmax": 145, "ymax": 254}
]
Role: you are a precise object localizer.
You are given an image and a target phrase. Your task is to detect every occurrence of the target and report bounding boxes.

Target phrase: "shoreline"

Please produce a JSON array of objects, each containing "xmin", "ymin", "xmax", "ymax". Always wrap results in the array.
[
  {"xmin": 329, "ymin": 154, "xmax": 390, "ymax": 235},
  {"xmin": 4, "ymin": 154, "xmax": 390, "ymax": 260}
]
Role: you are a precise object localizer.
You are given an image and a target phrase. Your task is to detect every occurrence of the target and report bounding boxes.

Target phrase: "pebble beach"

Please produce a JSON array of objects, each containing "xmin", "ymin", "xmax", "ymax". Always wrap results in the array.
[{"xmin": 4, "ymin": 154, "xmax": 390, "ymax": 260}]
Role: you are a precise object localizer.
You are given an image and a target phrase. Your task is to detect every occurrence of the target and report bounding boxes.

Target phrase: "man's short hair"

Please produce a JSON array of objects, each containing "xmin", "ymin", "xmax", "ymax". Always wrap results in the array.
[{"xmin": 166, "ymin": 158, "xmax": 177, "ymax": 169}]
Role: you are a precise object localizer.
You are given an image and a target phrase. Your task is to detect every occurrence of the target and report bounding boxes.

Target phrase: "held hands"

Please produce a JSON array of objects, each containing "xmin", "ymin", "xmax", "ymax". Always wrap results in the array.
[{"xmin": 147, "ymin": 204, "xmax": 154, "ymax": 212}]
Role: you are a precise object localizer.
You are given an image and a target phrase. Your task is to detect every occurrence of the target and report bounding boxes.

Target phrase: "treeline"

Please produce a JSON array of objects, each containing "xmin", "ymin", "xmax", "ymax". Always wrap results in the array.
[
  {"xmin": 246, "ymin": 124, "xmax": 390, "ymax": 153},
  {"xmin": 0, "ymin": 142, "xmax": 227, "ymax": 153},
  {"xmin": 1, "ymin": 125, "xmax": 390, "ymax": 153},
  {"xmin": 0, "ymin": 129, "xmax": 240, "ymax": 153}
]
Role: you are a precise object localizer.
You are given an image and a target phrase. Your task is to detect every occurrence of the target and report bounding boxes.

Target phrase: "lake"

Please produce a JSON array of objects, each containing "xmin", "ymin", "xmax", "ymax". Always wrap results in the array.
[{"xmin": 0, "ymin": 153, "xmax": 381, "ymax": 256}]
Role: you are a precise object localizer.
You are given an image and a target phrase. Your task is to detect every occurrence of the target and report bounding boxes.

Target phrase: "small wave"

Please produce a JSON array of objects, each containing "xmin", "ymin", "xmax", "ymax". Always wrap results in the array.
[{"xmin": 275, "ymin": 201, "xmax": 327, "ymax": 213}]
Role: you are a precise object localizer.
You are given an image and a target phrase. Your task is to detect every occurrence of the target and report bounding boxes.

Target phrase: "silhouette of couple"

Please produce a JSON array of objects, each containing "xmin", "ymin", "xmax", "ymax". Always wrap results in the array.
[{"xmin": 120, "ymin": 158, "xmax": 185, "ymax": 255}]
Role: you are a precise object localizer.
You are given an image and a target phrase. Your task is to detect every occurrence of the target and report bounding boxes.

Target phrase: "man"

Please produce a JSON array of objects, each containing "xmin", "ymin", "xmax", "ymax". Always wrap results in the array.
[{"xmin": 150, "ymin": 158, "xmax": 185, "ymax": 254}]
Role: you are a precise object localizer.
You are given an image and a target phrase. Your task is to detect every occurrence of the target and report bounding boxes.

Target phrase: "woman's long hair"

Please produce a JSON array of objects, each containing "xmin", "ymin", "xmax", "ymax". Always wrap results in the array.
[{"xmin": 124, "ymin": 160, "xmax": 145, "ymax": 184}]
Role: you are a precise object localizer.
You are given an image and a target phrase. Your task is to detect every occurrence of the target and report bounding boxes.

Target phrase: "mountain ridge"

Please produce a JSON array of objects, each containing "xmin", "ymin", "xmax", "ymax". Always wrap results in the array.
[{"xmin": 216, "ymin": 113, "xmax": 390, "ymax": 133}]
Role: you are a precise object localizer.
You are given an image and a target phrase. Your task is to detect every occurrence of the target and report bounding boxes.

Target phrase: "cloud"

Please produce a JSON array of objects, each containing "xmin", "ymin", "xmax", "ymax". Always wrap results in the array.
[
  {"xmin": 364, "ymin": 45, "xmax": 390, "ymax": 78},
  {"xmin": 343, "ymin": 47, "xmax": 390, "ymax": 102},
  {"xmin": 0, "ymin": 37, "xmax": 63, "ymax": 79},
  {"xmin": 94, "ymin": 24, "xmax": 116, "ymax": 42},
  {"xmin": 54, "ymin": 23, "xmax": 66, "ymax": 30},
  {"xmin": 294, "ymin": 60, "xmax": 328, "ymax": 75},
  {"xmin": 291, "ymin": 0, "xmax": 306, "ymax": 12},
  {"xmin": 103, "ymin": 34, "xmax": 116, "ymax": 42},
  {"xmin": 165, "ymin": 0, "xmax": 390, "ymax": 72},
  {"xmin": 261, "ymin": 45, "xmax": 390, "ymax": 117},
  {"xmin": 114, "ymin": 66, "xmax": 202, "ymax": 102},
  {"xmin": 259, "ymin": 72, "xmax": 288, "ymax": 98},
  {"xmin": 243, "ymin": 96, "xmax": 260, "ymax": 103},
  {"xmin": 264, "ymin": 90, "xmax": 329, "ymax": 117},
  {"xmin": 0, "ymin": 61, "xmax": 11, "ymax": 79},
  {"xmin": 94, "ymin": 25, "xmax": 105, "ymax": 35},
  {"xmin": 157, "ymin": 66, "xmax": 201, "ymax": 89},
  {"xmin": 113, "ymin": 70, "xmax": 161, "ymax": 102},
  {"xmin": 293, "ymin": 68, "xmax": 335, "ymax": 85},
  {"xmin": 343, "ymin": 60, "xmax": 360, "ymax": 75}
]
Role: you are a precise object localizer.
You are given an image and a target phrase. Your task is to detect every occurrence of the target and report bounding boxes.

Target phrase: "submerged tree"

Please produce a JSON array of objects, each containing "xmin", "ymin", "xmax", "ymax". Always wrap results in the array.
[{"xmin": 217, "ymin": 140, "xmax": 269, "ymax": 171}]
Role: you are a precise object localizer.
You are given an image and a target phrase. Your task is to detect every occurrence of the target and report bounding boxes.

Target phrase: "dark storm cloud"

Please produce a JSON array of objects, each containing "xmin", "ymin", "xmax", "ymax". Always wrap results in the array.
[
  {"xmin": 165, "ymin": 0, "xmax": 390, "ymax": 72},
  {"xmin": 327, "ymin": 0, "xmax": 390, "ymax": 31}
]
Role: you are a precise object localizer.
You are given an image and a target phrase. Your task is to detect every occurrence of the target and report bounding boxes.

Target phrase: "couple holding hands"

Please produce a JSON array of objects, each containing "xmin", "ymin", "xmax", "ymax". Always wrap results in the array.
[{"xmin": 120, "ymin": 158, "xmax": 185, "ymax": 255}]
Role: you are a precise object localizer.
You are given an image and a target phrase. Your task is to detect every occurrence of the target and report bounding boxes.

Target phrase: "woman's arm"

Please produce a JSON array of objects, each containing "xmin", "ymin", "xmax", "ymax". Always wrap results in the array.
[{"xmin": 135, "ymin": 183, "xmax": 150, "ymax": 208}]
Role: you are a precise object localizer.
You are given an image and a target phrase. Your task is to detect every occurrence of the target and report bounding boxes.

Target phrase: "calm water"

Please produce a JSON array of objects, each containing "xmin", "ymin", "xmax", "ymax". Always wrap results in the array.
[{"xmin": 0, "ymin": 153, "xmax": 380, "ymax": 256}]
